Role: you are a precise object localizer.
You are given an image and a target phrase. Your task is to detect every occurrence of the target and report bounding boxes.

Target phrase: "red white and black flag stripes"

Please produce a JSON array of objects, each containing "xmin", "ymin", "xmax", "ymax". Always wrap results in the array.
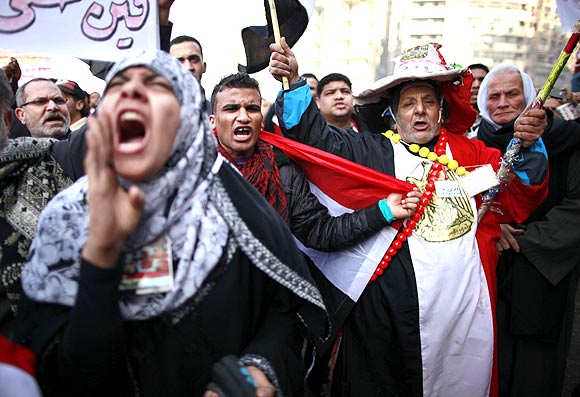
[
  {"xmin": 260, "ymin": 131, "xmax": 414, "ymax": 210},
  {"xmin": 261, "ymin": 131, "xmax": 415, "ymax": 303},
  {"xmin": 238, "ymin": 0, "xmax": 315, "ymax": 74}
]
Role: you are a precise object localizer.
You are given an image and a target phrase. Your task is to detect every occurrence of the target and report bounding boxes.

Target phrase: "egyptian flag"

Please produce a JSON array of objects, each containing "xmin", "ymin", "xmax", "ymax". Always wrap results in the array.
[
  {"xmin": 238, "ymin": 0, "xmax": 315, "ymax": 73},
  {"xmin": 263, "ymin": 131, "xmax": 509, "ymax": 395},
  {"xmin": 261, "ymin": 131, "xmax": 416, "ymax": 352},
  {"xmin": 261, "ymin": 131, "xmax": 413, "ymax": 209}
]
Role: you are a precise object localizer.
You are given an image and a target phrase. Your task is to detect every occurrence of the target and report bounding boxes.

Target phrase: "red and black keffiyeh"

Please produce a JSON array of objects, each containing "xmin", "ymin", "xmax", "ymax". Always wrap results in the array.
[{"xmin": 218, "ymin": 139, "xmax": 289, "ymax": 224}]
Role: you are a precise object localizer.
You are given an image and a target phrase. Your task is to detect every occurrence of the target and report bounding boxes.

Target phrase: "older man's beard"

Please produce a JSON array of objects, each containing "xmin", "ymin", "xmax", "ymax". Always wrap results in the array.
[{"xmin": 32, "ymin": 110, "xmax": 70, "ymax": 139}]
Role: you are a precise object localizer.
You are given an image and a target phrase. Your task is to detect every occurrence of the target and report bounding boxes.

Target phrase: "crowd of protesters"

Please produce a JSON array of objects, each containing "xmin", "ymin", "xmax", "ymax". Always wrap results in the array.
[{"xmin": 1, "ymin": 1, "xmax": 580, "ymax": 396}]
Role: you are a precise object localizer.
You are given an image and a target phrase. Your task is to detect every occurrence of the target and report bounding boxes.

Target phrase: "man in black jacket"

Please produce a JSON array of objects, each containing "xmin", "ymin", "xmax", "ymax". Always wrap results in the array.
[{"xmin": 211, "ymin": 72, "xmax": 421, "ymax": 397}]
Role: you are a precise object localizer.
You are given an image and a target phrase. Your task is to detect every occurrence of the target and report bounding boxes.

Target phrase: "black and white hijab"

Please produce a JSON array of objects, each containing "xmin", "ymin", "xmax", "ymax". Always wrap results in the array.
[
  {"xmin": 22, "ymin": 50, "xmax": 326, "ymax": 319},
  {"xmin": 21, "ymin": 50, "xmax": 229, "ymax": 319}
]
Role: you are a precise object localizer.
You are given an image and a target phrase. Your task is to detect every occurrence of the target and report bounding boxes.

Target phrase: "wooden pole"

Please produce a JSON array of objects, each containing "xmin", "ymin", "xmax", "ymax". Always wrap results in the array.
[
  {"xmin": 536, "ymin": 21, "xmax": 580, "ymax": 104},
  {"xmin": 268, "ymin": 0, "xmax": 290, "ymax": 90}
]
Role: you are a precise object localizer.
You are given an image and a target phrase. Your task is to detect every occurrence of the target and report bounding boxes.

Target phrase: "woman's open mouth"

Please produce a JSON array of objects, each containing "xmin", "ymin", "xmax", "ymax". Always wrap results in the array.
[{"xmin": 115, "ymin": 111, "xmax": 150, "ymax": 154}]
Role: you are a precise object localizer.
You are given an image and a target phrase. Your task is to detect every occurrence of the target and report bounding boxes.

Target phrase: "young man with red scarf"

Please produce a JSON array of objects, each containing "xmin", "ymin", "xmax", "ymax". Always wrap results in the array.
[
  {"xmin": 210, "ymin": 73, "xmax": 289, "ymax": 222},
  {"xmin": 210, "ymin": 74, "xmax": 424, "ymax": 396}
]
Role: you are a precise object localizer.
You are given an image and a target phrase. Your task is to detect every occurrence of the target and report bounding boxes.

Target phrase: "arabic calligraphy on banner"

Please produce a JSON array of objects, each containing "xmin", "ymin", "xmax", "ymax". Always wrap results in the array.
[{"xmin": 0, "ymin": 0, "xmax": 158, "ymax": 62}]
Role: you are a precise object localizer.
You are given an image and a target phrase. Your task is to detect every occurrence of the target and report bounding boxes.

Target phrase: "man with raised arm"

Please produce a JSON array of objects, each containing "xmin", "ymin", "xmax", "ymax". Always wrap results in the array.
[{"xmin": 269, "ymin": 39, "xmax": 549, "ymax": 397}]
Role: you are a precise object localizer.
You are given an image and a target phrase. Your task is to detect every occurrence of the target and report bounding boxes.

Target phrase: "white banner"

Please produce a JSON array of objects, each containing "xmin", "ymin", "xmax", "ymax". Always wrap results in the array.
[
  {"xmin": 556, "ymin": 0, "xmax": 580, "ymax": 33},
  {"xmin": 0, "ymin": 0, "xmax": 159, "ymax": 62}
]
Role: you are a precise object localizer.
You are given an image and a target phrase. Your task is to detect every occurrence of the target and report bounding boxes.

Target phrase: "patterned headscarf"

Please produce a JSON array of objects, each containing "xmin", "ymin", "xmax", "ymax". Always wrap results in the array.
[
  {"xmin": 22, "ymin": 50, "xmax": 229, "ymax": 319},
  {"xmin": 477, "ymin": 63, "xmax": 537, "ymax": 130}
]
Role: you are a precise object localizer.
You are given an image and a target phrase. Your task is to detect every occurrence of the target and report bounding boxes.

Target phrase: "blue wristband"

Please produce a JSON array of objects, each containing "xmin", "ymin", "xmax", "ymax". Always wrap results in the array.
[{"xmin": 378, "ymin": 199, "xmax": 396, "ymax": 223}]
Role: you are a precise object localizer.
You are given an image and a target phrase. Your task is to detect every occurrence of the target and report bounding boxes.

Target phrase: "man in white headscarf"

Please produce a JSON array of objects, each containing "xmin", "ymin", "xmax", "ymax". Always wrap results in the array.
[{"xmin": 476, "ymin": 63, "xmax": 580, "ymax": 397}]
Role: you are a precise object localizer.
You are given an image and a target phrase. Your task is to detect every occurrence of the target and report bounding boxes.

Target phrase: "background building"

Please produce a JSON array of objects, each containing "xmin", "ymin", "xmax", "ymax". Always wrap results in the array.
[{"xmin": 293, "ymin": 0, "xmax": 573, "ymax": 96}]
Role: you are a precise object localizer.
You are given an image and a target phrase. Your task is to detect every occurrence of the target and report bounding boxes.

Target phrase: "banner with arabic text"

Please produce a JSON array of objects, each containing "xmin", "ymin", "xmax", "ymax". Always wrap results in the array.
[{"xmin": 0, "ymin": 0, "xmax": 159, "ymax": 62}]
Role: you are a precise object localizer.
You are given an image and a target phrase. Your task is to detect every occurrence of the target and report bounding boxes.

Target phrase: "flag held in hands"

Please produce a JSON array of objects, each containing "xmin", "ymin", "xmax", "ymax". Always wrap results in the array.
[
  {"xmin": 260, "ymin": 131, "xmax": 415, "ymax": 308},
  {"xmin": 260, "ymin": 131, "xmax": 414, "ymax": 209},
  {"xmin": 238, "ymin": 0, "xmax": 315, "ymax": 73}
]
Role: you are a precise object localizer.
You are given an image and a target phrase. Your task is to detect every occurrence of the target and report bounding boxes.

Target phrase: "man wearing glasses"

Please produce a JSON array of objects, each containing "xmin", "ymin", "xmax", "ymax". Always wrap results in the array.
[
  {"xmin": 14, "ymin": 78, "xmax": 71, "ymax": 140},
  {"xmin": 0, "ymin": 71, "xmax": 72, "ymax": 340}
]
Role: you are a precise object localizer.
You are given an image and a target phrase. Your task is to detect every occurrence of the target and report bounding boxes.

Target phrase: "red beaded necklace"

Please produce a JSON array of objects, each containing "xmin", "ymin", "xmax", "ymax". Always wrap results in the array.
[{"xmin": 369, "ymin": 127, "xmax": 461, "ymax": 284}]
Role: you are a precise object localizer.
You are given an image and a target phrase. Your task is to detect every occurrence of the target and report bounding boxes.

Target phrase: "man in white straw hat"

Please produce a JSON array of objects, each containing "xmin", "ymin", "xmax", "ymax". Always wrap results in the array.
[{"xmin": 269, "ymin": 40, "xmax": 549, "ymax": 397}]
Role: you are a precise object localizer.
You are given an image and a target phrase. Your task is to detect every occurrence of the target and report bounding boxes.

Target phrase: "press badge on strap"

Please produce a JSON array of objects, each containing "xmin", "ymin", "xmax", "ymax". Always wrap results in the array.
[
  {"xmin": 434, "ymin": 180, "xmax": 462, "ymax": 197},
  {"xmin": 461, "ymin": 164, "xmax": 500, "ymax": 197},
  {"xmin": 119, "ymin": 236, "xmax": 174, "ymax": 295}
]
